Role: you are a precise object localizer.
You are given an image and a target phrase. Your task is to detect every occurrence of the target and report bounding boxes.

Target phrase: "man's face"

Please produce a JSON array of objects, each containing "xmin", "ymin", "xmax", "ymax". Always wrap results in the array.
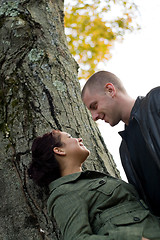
[{"xmin": 82, "ymin": 87, "xmax": 120, "ymax": 127}]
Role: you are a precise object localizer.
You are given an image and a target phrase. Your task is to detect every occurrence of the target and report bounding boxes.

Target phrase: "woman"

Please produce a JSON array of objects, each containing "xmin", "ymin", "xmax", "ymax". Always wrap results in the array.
[{"xmin": 28, "ymin": 130, "xmax": 160, "ymax": 240}]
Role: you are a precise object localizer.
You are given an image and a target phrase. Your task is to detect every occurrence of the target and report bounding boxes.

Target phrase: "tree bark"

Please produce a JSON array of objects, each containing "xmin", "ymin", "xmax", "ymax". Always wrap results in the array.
[{"xmin": 0, "ymin": 0, "xmax": 120, "ymax": 239}]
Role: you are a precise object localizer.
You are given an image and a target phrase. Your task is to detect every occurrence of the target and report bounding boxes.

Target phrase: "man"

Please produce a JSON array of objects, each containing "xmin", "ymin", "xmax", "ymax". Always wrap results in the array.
[{"xmin": 81, "ymin": 70, "xmax": 160, "ymax": 217}]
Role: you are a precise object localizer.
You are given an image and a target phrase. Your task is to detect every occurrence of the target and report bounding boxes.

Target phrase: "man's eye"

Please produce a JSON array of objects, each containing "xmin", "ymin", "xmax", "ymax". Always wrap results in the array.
[{"xmin": 91, "ymin": 105, "xmax": 97, "ymax": 110}]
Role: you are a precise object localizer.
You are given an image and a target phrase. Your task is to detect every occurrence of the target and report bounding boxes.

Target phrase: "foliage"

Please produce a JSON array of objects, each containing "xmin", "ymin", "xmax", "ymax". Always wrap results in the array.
[{"xmin": 64, "ymin": 0, "xmax": 140, "ymax": 80}]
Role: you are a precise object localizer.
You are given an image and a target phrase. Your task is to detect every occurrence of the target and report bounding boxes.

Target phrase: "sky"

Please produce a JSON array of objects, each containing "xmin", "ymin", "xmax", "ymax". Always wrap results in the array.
[{"xmin": 97, "ymin": 0, "xmax": 160, "ymax": 181}]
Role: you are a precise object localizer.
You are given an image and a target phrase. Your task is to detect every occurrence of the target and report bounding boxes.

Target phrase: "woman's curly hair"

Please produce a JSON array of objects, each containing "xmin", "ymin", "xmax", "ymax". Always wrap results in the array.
[{"xmin": 28, "ymin": 130, "xmax": 62, "ymax": 187}]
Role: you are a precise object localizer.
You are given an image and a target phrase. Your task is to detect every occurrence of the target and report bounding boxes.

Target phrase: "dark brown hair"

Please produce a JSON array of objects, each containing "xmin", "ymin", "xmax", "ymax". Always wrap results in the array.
[{"xmin": 28, "ymin": 130, "xmax": 62, "ymax": 187}]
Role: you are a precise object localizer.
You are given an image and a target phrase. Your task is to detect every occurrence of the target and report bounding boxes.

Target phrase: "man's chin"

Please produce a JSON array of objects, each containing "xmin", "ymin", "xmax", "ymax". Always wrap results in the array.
[
  {"xmin": 104, "ymin": 119, "xmax": 118, "ymax": 127},
  {"xmin": 110, "ymin": 120, "xmax": 120, "ymax": 127},
  {"xmin": 104, "ymin": 119, "xmax": 109, "ymax": 124},
  {"xmin": 105, "ymin": 120, "xmax": 115, "ymax": 127}
]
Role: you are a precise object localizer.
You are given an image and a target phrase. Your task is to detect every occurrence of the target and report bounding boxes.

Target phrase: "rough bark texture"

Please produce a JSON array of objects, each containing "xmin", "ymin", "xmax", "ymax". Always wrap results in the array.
[{"xmin": 0, "ymin": 0, "xmax": 120, "ymax": 239}]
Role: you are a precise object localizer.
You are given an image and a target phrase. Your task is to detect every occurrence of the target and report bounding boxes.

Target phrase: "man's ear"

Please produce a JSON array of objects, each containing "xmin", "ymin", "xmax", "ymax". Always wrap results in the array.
[
  {"xmin": 53, "ymin": 147, "xmax": 66, "ymax": 156},
  {"xmin": 104, "ymin": 83, "xmax": 116, "ymax": 97}
]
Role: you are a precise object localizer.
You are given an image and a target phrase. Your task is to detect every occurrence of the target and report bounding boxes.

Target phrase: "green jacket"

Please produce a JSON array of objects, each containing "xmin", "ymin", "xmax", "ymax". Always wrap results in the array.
[{"xmin": 47, "ymin": 170, "xmax": 160, "ymax": 240}]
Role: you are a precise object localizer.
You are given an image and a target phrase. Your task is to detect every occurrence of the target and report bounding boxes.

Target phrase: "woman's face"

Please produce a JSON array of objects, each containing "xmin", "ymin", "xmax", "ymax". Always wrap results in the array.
[{"xmin": 57, "ymin": 131, "xmax": 90, "ymax": 162}]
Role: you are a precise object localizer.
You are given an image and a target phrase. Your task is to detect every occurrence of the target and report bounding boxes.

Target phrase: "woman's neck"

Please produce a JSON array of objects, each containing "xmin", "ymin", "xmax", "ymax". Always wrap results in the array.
[{"xmin": 61, "ymin": 166, "xmax": 82, "ymax": 177}]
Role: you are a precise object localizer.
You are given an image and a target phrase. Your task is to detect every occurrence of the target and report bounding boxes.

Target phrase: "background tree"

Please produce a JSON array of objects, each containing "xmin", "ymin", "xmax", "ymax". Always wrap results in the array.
[
  {"xmin": 0, "ymin": 0, "xmax": 121, "ymax": 239},
  {"xmin": 65, "ymin": 0, "xmax": 139, "ymax": 79}
]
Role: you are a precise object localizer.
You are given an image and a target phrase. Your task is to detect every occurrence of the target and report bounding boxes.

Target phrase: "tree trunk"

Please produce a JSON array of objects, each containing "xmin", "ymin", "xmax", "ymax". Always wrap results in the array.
[{"xmin": 0, "ymin": 0, "xmax": 120, "ymax": 239}]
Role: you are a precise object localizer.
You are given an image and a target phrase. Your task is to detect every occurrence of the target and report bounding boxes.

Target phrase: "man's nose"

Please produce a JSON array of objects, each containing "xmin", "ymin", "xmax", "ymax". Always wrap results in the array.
[{"xmin": 92, "ymin": 112, "xmax": 99, "ymax": 121}]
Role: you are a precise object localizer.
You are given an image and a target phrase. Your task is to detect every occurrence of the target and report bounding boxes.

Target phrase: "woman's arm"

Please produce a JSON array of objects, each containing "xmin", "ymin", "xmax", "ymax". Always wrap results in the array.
[
  {"xmin": 51, "ymin": 193, "xmax": 147, "ymax": 240},
  {"xmin": 52, "ymin": 193, "xmax": 110, "ymax": 240}
]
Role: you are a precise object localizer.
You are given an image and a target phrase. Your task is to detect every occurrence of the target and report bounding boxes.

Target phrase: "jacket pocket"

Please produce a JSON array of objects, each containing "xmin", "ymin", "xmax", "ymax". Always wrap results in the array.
[
  {"xmin": 111, "ymin": 209, "xmax": 149, "ymax": 226},
  {"xmin": 89, "ymin": 177, "xmax": 121, "ymax": 195}
]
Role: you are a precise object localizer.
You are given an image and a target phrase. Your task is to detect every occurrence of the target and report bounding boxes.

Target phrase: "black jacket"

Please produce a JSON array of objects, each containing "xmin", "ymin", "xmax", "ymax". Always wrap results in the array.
[{"xmin": 119, "ymin": 87, "xmax": 160, "ymax": 215}]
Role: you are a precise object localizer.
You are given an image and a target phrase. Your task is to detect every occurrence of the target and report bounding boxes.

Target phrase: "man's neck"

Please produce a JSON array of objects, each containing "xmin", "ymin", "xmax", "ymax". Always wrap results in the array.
[{"xmin": 122, "ymin": 97, "xmax": 135, "ymax": 125}]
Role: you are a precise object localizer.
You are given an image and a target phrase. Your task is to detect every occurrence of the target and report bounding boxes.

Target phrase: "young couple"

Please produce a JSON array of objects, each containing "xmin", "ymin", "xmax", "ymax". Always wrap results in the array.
[{"xmin": 29, "ymin": 70, "xmax": 160, "ymax": 239}]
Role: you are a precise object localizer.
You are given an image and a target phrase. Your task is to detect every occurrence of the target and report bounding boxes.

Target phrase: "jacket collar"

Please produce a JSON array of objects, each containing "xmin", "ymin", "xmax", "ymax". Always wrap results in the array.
[
  {"xmin": 130, "ymin": 96, "xmax": 144, "ymax": 120},
  {"xmin": 49, "ymin": 170, "xmax": 107, "ymax": 193},
  {"xmin": 49, "ymin": 172, "xmax": 82, "ymax": 193},
  {"xmin": 118, "ymin": 96, "xmax": 143, "ymax": 137}
]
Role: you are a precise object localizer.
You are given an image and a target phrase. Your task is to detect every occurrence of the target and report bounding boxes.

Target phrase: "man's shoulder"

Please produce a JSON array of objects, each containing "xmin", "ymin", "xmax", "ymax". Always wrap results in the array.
[
  {"xmin": 143, "ymin": 87, "xmax": 160, "ymax": 107},
  {"xmin": 137, "ymin": 87, "xmax": 160, "ymax": 106},
  {"xmin": 130, "ymin": 87, "xmax": 160, "ymax": 120},
  {"xmin": 147, "ymin": 86, "xmax": 160, "ymax": 97}
]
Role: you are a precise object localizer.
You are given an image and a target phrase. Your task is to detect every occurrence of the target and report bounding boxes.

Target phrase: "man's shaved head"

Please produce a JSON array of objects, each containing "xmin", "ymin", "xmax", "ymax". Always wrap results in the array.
[{"xmin": 81, "ymin": 71, "xmax": 126, "ymax": 99}]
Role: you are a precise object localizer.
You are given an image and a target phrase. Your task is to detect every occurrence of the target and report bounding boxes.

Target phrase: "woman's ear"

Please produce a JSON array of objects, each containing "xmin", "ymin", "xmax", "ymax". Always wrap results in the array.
[{"xmin": 53, "ymin": 147, "xmax": 66, "ymax": 156}]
